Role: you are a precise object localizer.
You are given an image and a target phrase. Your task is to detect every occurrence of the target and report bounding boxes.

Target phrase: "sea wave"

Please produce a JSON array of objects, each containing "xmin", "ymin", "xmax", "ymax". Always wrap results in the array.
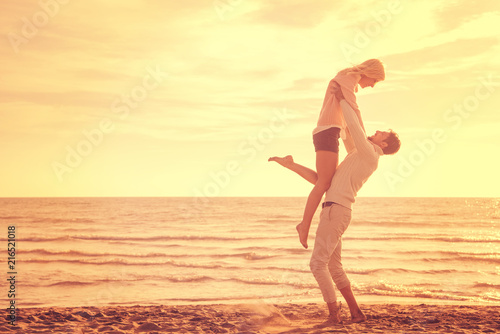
[
  {"xmin": 24, "ymin": 275, "xmax": 318, "ymax": 291},
  {"xmin": 145, "ymin": 291, "xmax": 312, "ymax": 305},
  {"xmin": 4, "ymin": 232, "xmax": 498, "ymax": 244},
  {"xmin": 347, "ymin": 267, "xmax": 481, "ymax": 275},
  {"xmin": 22, "ymin": 275, "xmax": 215, "ymax": 288},
  {"xmin": 24, "ymin": 217, "xmax": 97, "ymax": 224},
  {"xmin": 473, "ymin": 282, "xmax": 500, "ymax": 289},
  {"xmin": 355, "ymin": 281, "xmax": 498, "ymax": 303},
  {"xmin": 20, "ymin": 257, "xmax": 312, "ymax": 273},
  {"xmin": 30, "ymin": 276, "xmax": 499, "ymax": 304},
  {"xmin": 21, "ymin": 256, "xmax": 495, "ymax": 278},
  {"xmin": 397, "ymin": 250, "xmax": 500, "ymax": 264},
  {"xmin": 0, "ymin": 215, "xmax": 25, "ymax": 220},
  {"xmin": 343, "ymin": 235, "xmax": 500, "ymax": 243},
  {"xmin": 9, "ymin": 234, "xmax": 288, "ymax": 243},
  {"xmin": 21, "ymin": 249, "xmax": 168, "ymax": 258},
  {"xmin": 236, "ymin": 246, "xmax": 307, "ymax": 255},
  {"xmin": 21, "ymin": 249, "xmax": 278, "ymax": 261},
  {"xmin": 22, "ymin": 257, "xmax": 243, "ymax": 268},
  {"xmin": 352, "ymin": 219, "xmax": 496, "ymax": 228},
  {"xmin": 422, "ymin": 256, "xmax": 500, "ymax": 265}
]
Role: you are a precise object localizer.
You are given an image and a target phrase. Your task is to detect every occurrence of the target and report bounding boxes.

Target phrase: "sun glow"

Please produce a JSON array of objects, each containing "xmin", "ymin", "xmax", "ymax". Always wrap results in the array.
[{"xmin": 0, "ymin": 0, "xmax": 499, "ymax": 197}]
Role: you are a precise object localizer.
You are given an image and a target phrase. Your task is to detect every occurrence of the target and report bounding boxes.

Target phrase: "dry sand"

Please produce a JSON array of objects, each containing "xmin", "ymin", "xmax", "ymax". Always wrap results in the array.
[{"xmin": 2, "ymin": 303, "xmax": 499, "ymax": 333}]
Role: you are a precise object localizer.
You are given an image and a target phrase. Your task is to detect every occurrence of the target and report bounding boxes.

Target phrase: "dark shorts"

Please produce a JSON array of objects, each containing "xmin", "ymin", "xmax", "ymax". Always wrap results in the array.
[{"xmin": 313, "ymin": 127, "xmax": 340, "ymax": 153}]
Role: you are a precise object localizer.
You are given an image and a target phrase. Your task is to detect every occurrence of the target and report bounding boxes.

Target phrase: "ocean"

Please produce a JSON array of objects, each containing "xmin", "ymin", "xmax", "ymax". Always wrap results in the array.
[{"xmin": 1, "ymin": 197, "xmax": 499, "ymax": 308}]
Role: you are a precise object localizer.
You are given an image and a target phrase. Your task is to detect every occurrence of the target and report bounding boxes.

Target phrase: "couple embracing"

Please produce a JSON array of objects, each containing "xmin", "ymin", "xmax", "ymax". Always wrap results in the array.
[{"xmin": 269, "ymin": 59, "xmax": 401, "ymax": 327}]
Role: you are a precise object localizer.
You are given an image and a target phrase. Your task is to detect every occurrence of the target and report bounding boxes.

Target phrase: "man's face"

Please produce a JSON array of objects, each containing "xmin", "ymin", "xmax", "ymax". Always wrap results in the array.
[
  {"xmin": 359, "ymin": 75, "xmax": 378, "ymax": 88},
  {"xmin": 368, "ymin": 130, "xmax": 390, "ymax": 146}
]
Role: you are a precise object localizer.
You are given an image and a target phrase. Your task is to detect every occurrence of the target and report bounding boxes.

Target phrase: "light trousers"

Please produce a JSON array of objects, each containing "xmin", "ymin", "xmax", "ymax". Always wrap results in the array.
[{"xmin": 309, "ymin": 203, "xmax": 352, "ymax": 303}]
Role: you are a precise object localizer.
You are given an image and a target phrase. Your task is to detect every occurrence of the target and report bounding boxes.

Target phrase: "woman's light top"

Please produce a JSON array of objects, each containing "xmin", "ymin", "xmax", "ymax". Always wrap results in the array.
[{"xmin": 313, "ymin": 73, "xmax": 361, "ymax": 139}]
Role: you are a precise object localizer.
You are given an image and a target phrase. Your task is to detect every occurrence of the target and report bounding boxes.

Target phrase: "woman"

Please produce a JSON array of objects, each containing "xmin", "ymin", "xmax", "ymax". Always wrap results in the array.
[{"xmin": 270, "ymin": 59, "xmax": 386, "ymax": 249}]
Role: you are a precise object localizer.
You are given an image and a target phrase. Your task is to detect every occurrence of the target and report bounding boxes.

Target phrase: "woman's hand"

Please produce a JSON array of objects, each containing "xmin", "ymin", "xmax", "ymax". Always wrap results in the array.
[{"xmin": 331, "ymin": 82, "xmax": 345, "ymax": 101}]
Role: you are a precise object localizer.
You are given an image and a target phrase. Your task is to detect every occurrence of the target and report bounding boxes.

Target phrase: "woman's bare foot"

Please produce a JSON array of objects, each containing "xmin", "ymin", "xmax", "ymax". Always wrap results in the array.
[
  {"xmin": 295, "ymin": 222, "xmax": 310, "ymax": 249},
  {"xmin": 351, "ymin": 309, "xmax": 366, "ymax": 323},
  {"xmin": 268, "ymin": 155, "xmax": 294, "ymax": 168}
]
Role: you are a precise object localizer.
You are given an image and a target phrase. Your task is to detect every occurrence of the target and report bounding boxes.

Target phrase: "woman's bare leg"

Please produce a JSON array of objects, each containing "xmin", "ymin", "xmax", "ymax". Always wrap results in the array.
[
  {"xmin": 269, "ymin": 153, "xmax": 337, "ymax": 248},
  {"xmin": 268, "ymin": 155, "xmax": 318, "ymax": 185},
  {"xmin": 296, "ymin": 151, "xmax": 338, "ymax": 248}
]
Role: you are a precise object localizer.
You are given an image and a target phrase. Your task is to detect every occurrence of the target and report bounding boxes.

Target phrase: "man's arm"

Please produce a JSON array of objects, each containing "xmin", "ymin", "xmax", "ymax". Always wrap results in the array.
[
  {"xmin": 339, "ymin": 100, "xmax": 377, "ymax": 159},
  {"xmin": 331, "ymin": 82, "xmax": 365, "ymax": 132},
  {"xmin": 332, "ymin": 85, "xmax": 356, "ymax": 153},
  {"xmin": 333, "ymin": 86, "xmax": 375, "ymax": 158},
  {"xmin": 340, "ymin": 85, "xmax": 366, "ymax": 132},
  {"xmin": 342, "ymin": 127, "xmax": 356, "ymax": 154}
]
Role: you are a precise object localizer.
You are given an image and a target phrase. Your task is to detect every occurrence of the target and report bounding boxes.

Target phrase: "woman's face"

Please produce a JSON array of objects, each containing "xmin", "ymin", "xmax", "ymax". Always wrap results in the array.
[{"xmin": 359, "ymin": 75, "xmax": 378, "ymax": 88}]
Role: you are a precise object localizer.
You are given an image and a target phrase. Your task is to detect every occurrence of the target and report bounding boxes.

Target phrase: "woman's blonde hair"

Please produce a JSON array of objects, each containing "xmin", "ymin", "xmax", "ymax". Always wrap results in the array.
[{"xmin": 338, "ymin": 59, "xmax": 385, "ymax": 82}]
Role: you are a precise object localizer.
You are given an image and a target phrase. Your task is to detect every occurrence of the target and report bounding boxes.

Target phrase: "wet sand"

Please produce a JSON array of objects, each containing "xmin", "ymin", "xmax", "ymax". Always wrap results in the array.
[{"xmin": 3, "ymin": 303, "xmax": 500, "ymax": 333}]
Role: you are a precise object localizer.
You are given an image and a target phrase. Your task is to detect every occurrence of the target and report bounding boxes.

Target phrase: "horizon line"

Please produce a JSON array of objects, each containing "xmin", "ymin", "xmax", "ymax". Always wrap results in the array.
[{"xmin": 0, "ymin": 196, "xmax": 498, "ymax": 199}]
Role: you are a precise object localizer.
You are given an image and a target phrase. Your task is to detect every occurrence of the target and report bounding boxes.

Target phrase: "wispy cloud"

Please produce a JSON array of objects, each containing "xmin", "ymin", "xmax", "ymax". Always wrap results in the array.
[
  {"xmin": 432, "ymin": 0, "xmax": 500, "ymax": 33},
  {"xmin": 247, "ymin": 0, "xmax": 337, "ymax": 27},
  {"xmin": 1, "ymin": 0, "xmax": 499, "ymax": 196}
]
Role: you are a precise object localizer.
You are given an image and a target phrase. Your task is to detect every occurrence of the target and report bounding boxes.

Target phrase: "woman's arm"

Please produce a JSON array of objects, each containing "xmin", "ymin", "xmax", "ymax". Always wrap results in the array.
[
  {"xmin": 339, "ymin": 100, "xmax": 377, "ymax": 160},
  {"xmin": 332, "ymin": 84, "xmax": 364, "ymax": 151},
  {"xmin": 333, "ymin": 73, "xmax": 366, "ymax": 132},
  {"xmin": 340, "ymin": 86, "xmax": 366, "ymax": 132}
]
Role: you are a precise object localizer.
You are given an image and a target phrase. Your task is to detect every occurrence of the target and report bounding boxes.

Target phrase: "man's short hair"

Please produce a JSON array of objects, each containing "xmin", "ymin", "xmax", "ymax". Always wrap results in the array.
[{"xmin": 383, "ymin": 130, "xmax": 401, "ymax": 155}]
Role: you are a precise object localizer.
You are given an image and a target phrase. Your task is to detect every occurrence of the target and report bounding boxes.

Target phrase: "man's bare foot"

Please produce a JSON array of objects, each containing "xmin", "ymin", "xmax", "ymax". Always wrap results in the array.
[
  {"xmin": 296, "ymin": 222, "xmax": 309, "ymax": 249},
  {"xmin": 351, "ymin": 310, "xmax": 366, "ymax": 323},
  {"xmin": 268, "ymin": 155, "xmax": 294, "ymax": 168},
  {"xmin": 314, "ymin": 315, "xmax": 342, "ymax": 328},
  {"xmin": 315, "ymin": 301, "xmax": 342, "ymax": 328}
]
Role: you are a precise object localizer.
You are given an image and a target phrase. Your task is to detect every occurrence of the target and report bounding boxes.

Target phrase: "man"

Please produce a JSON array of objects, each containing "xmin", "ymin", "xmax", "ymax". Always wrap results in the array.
[{"xmin": 269, "ymin": 87, "xmax": 401, "ymax": 326}]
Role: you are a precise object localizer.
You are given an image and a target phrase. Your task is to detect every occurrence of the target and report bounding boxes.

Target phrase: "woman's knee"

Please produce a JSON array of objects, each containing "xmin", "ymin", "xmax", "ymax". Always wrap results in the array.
[{"xmin": 315, "ymin": 178, "xmax": 332, "ymax": 192}]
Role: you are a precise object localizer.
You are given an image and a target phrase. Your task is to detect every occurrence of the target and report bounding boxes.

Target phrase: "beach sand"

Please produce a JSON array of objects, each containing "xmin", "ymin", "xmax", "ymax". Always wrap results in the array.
[{"xmin": 3, "ymin": 303, "xmax": 499, "ymax": 333}]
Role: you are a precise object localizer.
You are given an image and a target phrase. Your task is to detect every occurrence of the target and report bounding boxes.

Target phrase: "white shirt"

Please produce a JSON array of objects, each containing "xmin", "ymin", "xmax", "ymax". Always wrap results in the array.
[
  {"xmin": 313, "ymin": 73, "xmax": 363, "ymax": 140},
  {"xmin": 324, "ymin": 100, "xmax": 384, "ymax": 209}
]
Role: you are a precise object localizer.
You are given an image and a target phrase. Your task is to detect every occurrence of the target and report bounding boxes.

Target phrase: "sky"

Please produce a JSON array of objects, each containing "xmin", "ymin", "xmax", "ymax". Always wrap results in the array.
[{"xmin": 1, "ymin": 0, "xmax": 499, "ymax": 197}]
